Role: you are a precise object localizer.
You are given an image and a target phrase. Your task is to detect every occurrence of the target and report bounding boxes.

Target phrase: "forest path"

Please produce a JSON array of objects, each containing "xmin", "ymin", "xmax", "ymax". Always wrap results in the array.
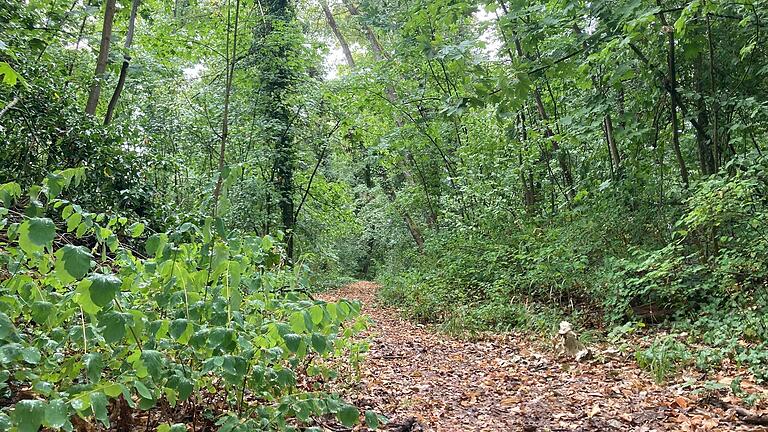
[{"xmin": 320, "ymin": 281, "xmax": 764, "ymax": 432}]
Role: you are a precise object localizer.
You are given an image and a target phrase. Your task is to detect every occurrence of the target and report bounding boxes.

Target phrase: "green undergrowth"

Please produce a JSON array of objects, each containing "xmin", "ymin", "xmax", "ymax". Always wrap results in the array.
[
  {"xmin": 377, "ymin": 155, "xmax": 768, "ymax": 385},
  {"xmin": 0, "ymin": 170, "xmax": 383, "ymax": 431}
]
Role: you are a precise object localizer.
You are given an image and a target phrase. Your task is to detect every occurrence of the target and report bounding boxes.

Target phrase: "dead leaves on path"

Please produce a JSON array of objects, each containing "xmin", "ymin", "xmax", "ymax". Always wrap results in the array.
[{"xmin": 321, "ymin": 282, "xmax": 768, "ymax": 431}]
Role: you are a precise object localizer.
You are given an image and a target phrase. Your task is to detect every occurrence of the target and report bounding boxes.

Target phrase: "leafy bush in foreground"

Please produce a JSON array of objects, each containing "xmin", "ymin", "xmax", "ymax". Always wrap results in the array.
[{"xmin": 0, "ymin": 170, "xmax": 368, "ymax": 431}]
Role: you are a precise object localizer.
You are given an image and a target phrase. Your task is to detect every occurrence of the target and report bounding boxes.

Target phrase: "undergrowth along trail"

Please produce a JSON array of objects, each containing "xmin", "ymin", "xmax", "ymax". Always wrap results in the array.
[{"xmin": 323, "ymin": 282, "xmax": 768, "ymax": 432}]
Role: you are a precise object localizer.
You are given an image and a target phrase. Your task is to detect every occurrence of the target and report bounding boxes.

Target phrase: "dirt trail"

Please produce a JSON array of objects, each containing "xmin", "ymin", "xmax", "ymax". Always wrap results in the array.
[{"xmin": 321, "ymin": 281, "xmax": 768, "ymax": 432}]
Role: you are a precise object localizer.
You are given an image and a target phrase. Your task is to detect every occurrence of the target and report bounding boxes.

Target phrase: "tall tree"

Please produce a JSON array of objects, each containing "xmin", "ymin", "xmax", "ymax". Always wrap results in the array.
[
  {"xmin": 104, "ymin": 0, "xmax": 141, "ymax": 125},
  {"xmin": 85, "ymin": 0, "xmax": 117, "ymax": 115},
  {"xmin": 319, "ymin": 0, "xmax": 354, "ymax": 67}
]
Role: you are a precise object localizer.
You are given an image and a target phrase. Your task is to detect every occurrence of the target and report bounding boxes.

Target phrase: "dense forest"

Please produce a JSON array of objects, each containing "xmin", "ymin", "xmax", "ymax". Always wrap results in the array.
[{"xmin": 1, "ymin": 0, "xmax": 768, "ymax": 429}]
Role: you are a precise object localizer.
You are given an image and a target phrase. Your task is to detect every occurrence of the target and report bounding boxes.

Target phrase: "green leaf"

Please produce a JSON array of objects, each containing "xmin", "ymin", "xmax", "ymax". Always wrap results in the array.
[
  {"xmin": 88, "ymin": 273, "xmax": 122, "ymax": 307},
  {"xmin": 0, "ymin": 312, "xmax": 16, "ymax": 339},
  {"xmin": 30, "ymin": 301, "xmax": 53, "ymax": 325},
  {"xmin": 19, "ymin": 218, "xmax": 55, "ymax": 255},
  {"xmin": 336, "ymin": 404, "xmax": 360, "ymax": 427},
  {"xmin": 134, "ymin": 380, "xmax": 153, "ymax": 400},
  {"xmin": 141, "ymin": 350, "xmax": 164, "ymax": 381},
  {"xmin": 75, "ymin": 279, "xmax": 101, "ymax": 314},
  {"xmin": 282, "ymin": 333, "xmax": 302, "ymax": 352},
  {"xmin": 90, "ymin": 391, "xmax": 109, "ymax": 427},
  {"xmin": 14, "ymin": 399, "xmax": 45, "ymax": 432},
  {"xmin": 99, "ymin": 311, "xmax": 127, "ymax": 343},
  {"xmin": 56, "ymin": 245, "xmax": 92, "ymax": 280},
  {"xmin": 83, "ymin": 352, "xmax": 103, "ymax": 383},
  {"xmin": 44, "ymin": 399, "xmax": 69, "ymax": 428},
  {"xmin": 128, "ymin": 222, "xmax": 145, "ymax": 238},
  {"xmin": 66, "ymin": 213, "xmax": 82, "ymax": 232},
  {"xmin": 309, "ymin": 305, "xmax": 324, "ymax": 325},
  {"xmin": 311, "ymin": 333, "xmax": 328, "ymax": 354},
  {"xmin": 21, "ymin": 347, "xmax": 41, "ymax": 364},
  {"xmin": 289, "ymin": 311, "xmax": 306, "ymax": 333},
  {"xmin": 0, "ymin": 182, "xmax": 21, "ymax": 207},
  {"xmin": 365, "ymin": 410, "xmax": 381, "ymax": 430},
  {"xmin": 0, "ymin": 62, "xmax": 19, "ymax": 86}
]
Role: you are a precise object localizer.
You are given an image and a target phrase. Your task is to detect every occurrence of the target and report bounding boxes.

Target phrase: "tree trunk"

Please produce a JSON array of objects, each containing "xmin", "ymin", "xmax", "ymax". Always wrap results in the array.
[
  {"xmin": 341, "ymin": 0, "xmax": 386, "ymax": 60},
  {"xmin": 104, "ymin": 0, "xmax": 141, "ymax": 125},
  {"xmin": 605, "ymin": 114, "xmax": 621, "ymax": 171},
  {"xmin": 320, "ymin": 0, "xmax": 355, "ymax": 67},
  {"xmin": 212, "ymin": 0, "xmax": 241, "ymax": 215},
  {"xmin": 85, "ymin": 0, "xmax": 117, "ymax": 116},
  {"xmin": 377, "ymin": 168, "xmax": 425, "ymax": 253},
  {"xmin": 325, "ymin": 5, "xmax": 428, "ymax": 251},
  {"xmin": 657, "ymin": 5, "xmax": 689, "ymax": 188}
]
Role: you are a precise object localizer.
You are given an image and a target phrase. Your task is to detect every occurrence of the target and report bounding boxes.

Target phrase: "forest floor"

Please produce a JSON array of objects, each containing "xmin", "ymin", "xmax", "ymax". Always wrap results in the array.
[{"xmin": 320, "ymin": 281, "xmax": 768, "ymax": 432}]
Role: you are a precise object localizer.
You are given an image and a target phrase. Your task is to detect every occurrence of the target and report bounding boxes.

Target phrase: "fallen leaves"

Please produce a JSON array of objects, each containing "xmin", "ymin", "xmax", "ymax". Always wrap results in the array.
[{"xmin": 321, "ymin": 282, "xmax": 768, "ymax": 432}]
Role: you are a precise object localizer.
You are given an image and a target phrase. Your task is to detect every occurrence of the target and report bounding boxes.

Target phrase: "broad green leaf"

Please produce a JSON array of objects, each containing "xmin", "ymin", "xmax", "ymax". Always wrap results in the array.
[
  {"xmin": 19, "ymin": 218, "xmax": 55, "ymax": 254},
  {"xmin": 336, "ymin": 404, "xmax": 359, "ymax": 427},
  {"xmin": 365, "ymin": 410, "xmax": 381, "ymax": 430},
  {"xmin": 128, "ymin": 222, "xmax": 145, "ymax": 237},
  {"xmin": 282, "ymin": 333, "xmax": 302, "ymax": 352},
  {"xmin": 99, "ymin": 311, "xmax": 127, "ymax": 343},
  {"xmin": 14, "ymin": 399, "xmax": 45, "ymax": 432},
  {"xmin": 88, "ymin": 273, "xmax": 122, "ymax": 307},
  {"xmin": 0, "ymin": 312, "xmax": 16, "ymax": 339},
  {"xmin": 134, "ymin": 380, "xmax": 153, "ymax": 400},
  {"xmin": 90, "ymin": 391, "xmax": 109, "ymax": 427},
  {"xmin": 311, "ymin": 333, "xmax": 328, "ymax": 354},
  {"xmin": 309, "ymin": 305, "xmax": 324, "ymax": 325},
  {"xmin": 56, "ymin": 245, "xmax": 92, "ymax": 281},
  {"xmin": 83, "ymin": 353, "xmax": 103, "ymax": 383},
  {"xmin": 44, "ymin": 399, "xmax": 69, "ymax": 428}
]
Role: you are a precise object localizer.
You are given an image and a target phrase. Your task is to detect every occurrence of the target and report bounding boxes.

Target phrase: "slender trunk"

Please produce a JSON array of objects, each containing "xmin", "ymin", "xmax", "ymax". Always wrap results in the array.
[
  {"xmin": 85, "ymin": 0, "xmax": 117, "ymax": 115},
  {"xmin": 706, "ymin": 12, "xmax": 719, "ymax": 172},
  {"xmin": 212, "ymin": 0, "xmax": 241, "ymax": 214},
  {"xmin": 320, "ymin": 0, "xmax": 354, "ymax": 67},
  {"xmin": 378, "ymin": 168, "xmax": 425, "ymax": 253},
  {"xmin": 605, "ymin": 114, "xmax": 621, "ymax": 170},
  {"xmin": 694, "ymin": 54, "xmax": 714, "ymax": 175},
  {"xmin": 340, "ymin": 9, "xmax": 437, "ymax": 246},
  {"xmin": 657, "ymin": 7, "xmax": 689, "ymax": 188},
  {"xmin": 104, "ymin": 0, "xmax": 141, "ymax": 125},
  {"xmin": 498, "ymin": 2, "xmax": 573, "ymax": 200},
  {"xmin": 341, "ymin": 0, "xmax": 386, "ymax": 60},
  {"xmin": 66, "ymin": 0, "xmax": 93, "ymax": 83},
  {"xmin": 573, "ymin": 24, "xmax": 620, "ymax": 176}
]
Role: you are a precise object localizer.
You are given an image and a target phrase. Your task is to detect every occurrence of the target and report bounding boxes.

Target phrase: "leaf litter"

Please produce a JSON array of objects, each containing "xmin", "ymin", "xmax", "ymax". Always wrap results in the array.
[{"xmin": 321, "ymin": 282, "xmax": 768, "ymax": 432}]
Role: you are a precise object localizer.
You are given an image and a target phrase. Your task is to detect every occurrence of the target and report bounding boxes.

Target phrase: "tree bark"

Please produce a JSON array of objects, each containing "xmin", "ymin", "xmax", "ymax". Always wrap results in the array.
[
  {"xmin": 656, "ymin": 5, "xmax": 689, "ymax": 187},
  {"xmin": 320, "ymin": 0, "xmax": 355, "ymax": 67},
  {"xmin": 341, "ymin": 0, "xmax": 386, "ymax": 60},
  {"xmin": 605, "ymin": 114, "xmax": 621, "ymax": 170},
  {"xmin": 85, "ymin": 0, "xmax": 117, "ymax": 116},
  {"xmin": 212, "ymin": 0, "xmax": 241, "ymax": 214},
  {"xmin": 104, "ymin": 0, "xmax": 141, "ymax": 125},
  {"xmin": 324, "ymin": 4, "xmax": 428, "ymax": 251}
]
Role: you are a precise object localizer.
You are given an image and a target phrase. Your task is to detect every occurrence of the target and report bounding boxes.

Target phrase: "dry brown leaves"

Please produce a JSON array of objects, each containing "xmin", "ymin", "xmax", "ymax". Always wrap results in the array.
[{"xmin": 320, "ymin": 282, "xmax": 768, "ymax": 432}]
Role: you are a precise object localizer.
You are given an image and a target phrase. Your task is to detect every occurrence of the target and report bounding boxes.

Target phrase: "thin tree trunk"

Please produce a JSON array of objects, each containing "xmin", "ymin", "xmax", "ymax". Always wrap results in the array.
[
  {"xmin": 605, "ymin": 114, "xmax": 621, "ymax": 170},
  {"xmin": 85, "ymin": 0, "xmax": 117, "ymax": 116},
  {"xmin": 497, "ymin": 1, "xmax": 573, "ymax": 200},
  {"xmin": 656, "ymin": 6, "xmax": 689, "ymax": 188},
  {"xmin": 341, "ymin": 0, "xmax": 386, "ymax": 60},
  {"xmin": 320, "ymin": 0, "xmax": 355, "ymax": 67},
  {"xmin": 377, "ymin": 168, "xmax": 425, "ymax": 252},
  {"xmin": 104, "ymin": 0, "xmax": 141, "ymax": 125},
  {"xmin": 706, "ymin": 12, "xmax": 719, "ymax": 172},
  {"xmin": 212, "ymin": 0, "xmax": 241, "ymax": 214},
  {"xmin": 324, "ymin": 5, "xmax": 428, "ymax": 250}
]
